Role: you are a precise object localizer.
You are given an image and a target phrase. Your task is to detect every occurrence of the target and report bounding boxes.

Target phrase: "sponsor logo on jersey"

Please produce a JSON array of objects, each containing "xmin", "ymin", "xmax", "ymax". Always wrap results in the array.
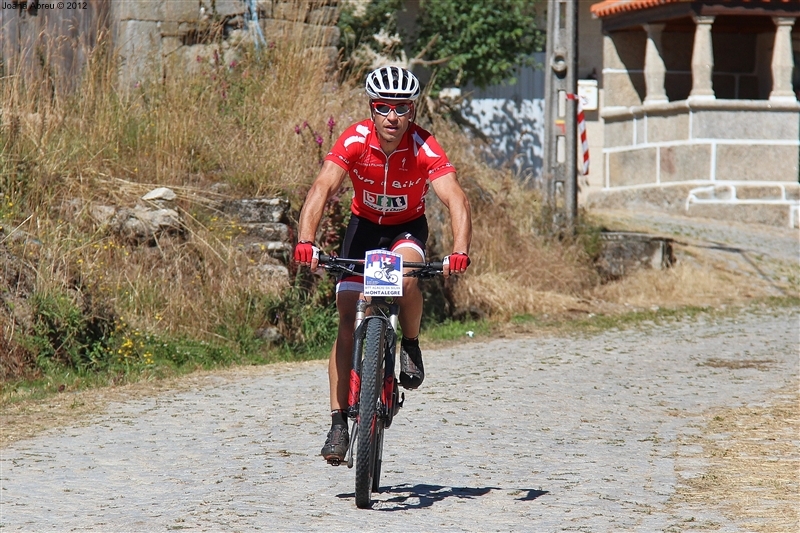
[
  {"xmin": 352, "ymin": 168, "xmax": 375, "ymax": 184},
  {"xmin": 391, "ymin": 177, "xmax": 423, "ymax": 189},
  {"xmin": 364, "ymin": 191, "xmax": 408, "ymax": 212}
]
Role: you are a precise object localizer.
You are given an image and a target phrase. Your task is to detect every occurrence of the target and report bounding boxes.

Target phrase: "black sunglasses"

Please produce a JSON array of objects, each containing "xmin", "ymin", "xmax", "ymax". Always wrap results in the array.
[{"xmin": 371, "ymin": 101, "xmax": 413, "ymax": 117}]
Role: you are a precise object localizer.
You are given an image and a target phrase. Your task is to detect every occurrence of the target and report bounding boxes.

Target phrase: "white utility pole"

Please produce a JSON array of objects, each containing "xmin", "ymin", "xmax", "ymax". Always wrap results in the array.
[{"xmin": 543, "ymin": 0, "xmax": 578, "ymax": 230}]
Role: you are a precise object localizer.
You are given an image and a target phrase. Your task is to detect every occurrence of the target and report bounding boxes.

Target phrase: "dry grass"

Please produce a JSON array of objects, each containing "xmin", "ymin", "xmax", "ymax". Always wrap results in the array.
[
  {"xmin": 2, "ymin": 26, "xmax": 793, "ymax": 381},
  {"xmin": 591, "ymin": 261, "xmax": 747, "ymax": 309},
  {"xmin": 671, "ymin": 388, "xmax": 800, "ymax": 532},
  {"xmin": 1, "ymin": 33, "xmax": 364, "ymax": 353}
]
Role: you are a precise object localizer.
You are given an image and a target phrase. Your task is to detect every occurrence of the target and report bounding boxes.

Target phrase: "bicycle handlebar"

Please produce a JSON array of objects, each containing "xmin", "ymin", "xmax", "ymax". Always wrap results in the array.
[{"xmin": 318, "ymin": 253, "xmax": 445, "ymax": 279}]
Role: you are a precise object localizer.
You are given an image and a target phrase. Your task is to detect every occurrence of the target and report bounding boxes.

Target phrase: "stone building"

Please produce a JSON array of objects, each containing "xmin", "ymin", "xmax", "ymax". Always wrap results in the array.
[
  {"xmin": 1, "ymin": 1, "xmax": 341, "ymax": 93},
  {"xmin": 585, "ymin": 0, "xmax": 800, "ymax": 227}
]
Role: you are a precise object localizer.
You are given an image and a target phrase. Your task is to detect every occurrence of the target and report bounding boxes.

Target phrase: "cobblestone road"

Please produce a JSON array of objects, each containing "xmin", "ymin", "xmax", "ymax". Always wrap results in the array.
[{"xmin": 1, "ymin": 309, "xmax": 797, "ymax": 532}]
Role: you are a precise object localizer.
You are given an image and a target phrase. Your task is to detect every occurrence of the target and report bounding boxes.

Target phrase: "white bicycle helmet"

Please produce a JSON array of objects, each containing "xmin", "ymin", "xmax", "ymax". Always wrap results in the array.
[{"xmin": 365, "ymin": 66, "xmax": 421, "ymax": 101}]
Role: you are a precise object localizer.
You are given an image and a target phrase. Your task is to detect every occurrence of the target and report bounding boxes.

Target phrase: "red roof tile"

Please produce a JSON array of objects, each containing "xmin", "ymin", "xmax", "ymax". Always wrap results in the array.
[{"xmin": 591, "ymin": 0, "xmax": 796, "ymax": 18}]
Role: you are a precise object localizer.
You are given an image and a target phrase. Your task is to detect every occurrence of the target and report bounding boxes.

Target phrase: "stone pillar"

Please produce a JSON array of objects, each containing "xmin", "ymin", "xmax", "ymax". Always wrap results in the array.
[
  {"xmin": 769, "ymin": 17, "xmax": 797, "ymax": 101},
  {"xmin": 689, "ymin": 15, "xmax": 715, "ymax": 100},
  {"xmin": 643, "ymin": 23, "xmax": 668, "ymax": 104}
]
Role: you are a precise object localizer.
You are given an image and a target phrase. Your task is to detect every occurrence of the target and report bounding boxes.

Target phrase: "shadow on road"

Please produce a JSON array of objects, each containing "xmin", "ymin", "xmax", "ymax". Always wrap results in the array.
[{"xmin": 336, "ymin": 483, "xmax": 548, "ymax": 510}]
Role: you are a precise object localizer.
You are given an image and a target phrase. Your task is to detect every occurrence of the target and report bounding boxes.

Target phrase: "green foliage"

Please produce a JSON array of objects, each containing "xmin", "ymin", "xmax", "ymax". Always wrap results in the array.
[
  {"xmin": 24, "ymin": 290, "xmax": 115, "ymax": 372},
  {"xmin": 261, "ymin": 272, "xmax": 340, "ymax": 359},
  {"xmin": 414, "ymin": 0, "xmax": 545, "ymax": 89},
  {"xmin": 422, "ymin": 318, "xmax": 491, "ymax": 342}
]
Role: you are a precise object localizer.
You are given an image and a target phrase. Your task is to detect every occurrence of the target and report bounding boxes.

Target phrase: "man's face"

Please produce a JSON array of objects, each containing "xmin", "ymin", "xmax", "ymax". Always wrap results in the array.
[{"xmin": 370, "ymin": 100, "xmax": 414, "ymax": 146}]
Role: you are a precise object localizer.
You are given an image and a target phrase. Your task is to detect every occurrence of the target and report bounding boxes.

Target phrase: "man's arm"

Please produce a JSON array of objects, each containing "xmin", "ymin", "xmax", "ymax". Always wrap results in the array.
[
  {"xmin": 430, "ymin": 172, "xmax": 472, "ymax": 275},
  {"xmin": 296, "ymin": 160, "xmax": 348, "ymax": 267}
]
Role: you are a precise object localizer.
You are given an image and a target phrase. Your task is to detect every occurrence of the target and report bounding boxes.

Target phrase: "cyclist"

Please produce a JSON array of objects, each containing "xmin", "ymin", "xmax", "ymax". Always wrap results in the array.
[{"xmin": 294, "ymin": 66, "xmax": 472, "ymax": 464}]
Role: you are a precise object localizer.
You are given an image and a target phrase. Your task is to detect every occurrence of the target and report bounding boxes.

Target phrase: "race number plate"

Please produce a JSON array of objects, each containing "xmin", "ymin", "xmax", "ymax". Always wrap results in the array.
[{"xmin": 363, "ymin": 249, "xmax": 403, "ymax": 297}]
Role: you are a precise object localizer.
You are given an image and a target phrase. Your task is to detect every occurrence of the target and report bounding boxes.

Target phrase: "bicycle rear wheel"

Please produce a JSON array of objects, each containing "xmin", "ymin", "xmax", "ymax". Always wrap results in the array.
[{"xmin": 354, "ymin": 318, "xmax": 385, "ymax": 509}]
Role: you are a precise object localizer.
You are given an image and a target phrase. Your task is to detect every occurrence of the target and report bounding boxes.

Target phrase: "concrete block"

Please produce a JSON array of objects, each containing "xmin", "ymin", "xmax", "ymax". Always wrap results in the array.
[
  {"xmin": 691, "ymin": 109, "xmax": 800, "ymax": 141},
  {"xmin": 240, "ymin": 223, "xmax": 291, "ymax": 241},
  {"xmin": 262, "ymin": 19, "xmax": 340, "ymax": 47},
  {"xmin": 161, "ymin": 36, "xmax": 183, "ymax": 58},
  {"xmin": 604, "ymin": 119, "xmax": 633, "ymax": 148},
  {"xmin": 596, "ymin": 232, "xmax": 675, "ymax": 281},
  {"xmin": 715, "ymin": 144, "xmax": 799, "ymax": 182},
  {"xmin": 257, "ymin": 0, "xmax": 274, "ymax": 17},
  {"xmin": 215, "ymin": 0, "xmax": 248, "ymax": 17},
  {"xmin": 604, "ymin": 31, "xmax": 645, "ymax": 71},
  {"xmin": 116, "ymin": 20, "xmax": 162, "ymax": 88},
  {"xmin": 735, "ymin": 185, "xmax": 785, "ymax": 201},
  {"xmin": 785, "ymin": 185, "xmax": 800, "ymax": 201},
  {"xmin": 179, "ymin": 44, "xmax": 238, "ymax": 75},
  {"xmin": 115, "ymin": 0, "xmax": 165, "ymax": 21},
  {"xmin": 222, "ymin": 198, "xmax": 289, "ymax": 223},
  {"xmin": 608, "ymin": 147, "xmax": 658, "ymax": 187},
  {"xmin": 647, "ymin": 113, "xmax": 688, "ymax": 143},
  {"xmin": 307, "ymin": 6, "xmax": 339, "ymax": 25},
  {"xmin": 659, "ymin": 144, "xmax": 711, "ymax": 183},
  {"xmin": 274, "ymin": 0, "xmax": 310, "ymax": 21},
  {"xmin": 160, "ymin": 21, "xmax": 192, "ymax": 37},
  {"xmin": 602, "ymin": 72, "xmax": 644, "ymax": 108},
  {"xmin": 165, "ymin": 0, "xmax": 199, "ymax": 23},
  {"xmin": 585, "ymin": 184, "xmax": 699, "ymax": 212}
]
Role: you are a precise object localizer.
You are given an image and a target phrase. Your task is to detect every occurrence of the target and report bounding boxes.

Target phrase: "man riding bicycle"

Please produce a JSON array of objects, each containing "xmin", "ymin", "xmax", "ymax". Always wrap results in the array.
[{"xmin": 294, "ymin": 66, "xmax": 473, "ymax": 464}]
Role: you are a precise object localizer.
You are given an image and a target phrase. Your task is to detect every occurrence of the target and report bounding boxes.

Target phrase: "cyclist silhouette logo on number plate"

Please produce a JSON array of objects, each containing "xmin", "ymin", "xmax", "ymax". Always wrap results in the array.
[{"xmin": 363, "ymin": 249, "xmax": 403, "ymax": 297}]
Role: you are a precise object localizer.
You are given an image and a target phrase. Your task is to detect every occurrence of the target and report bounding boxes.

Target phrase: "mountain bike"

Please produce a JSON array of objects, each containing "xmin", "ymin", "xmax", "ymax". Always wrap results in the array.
[{"xmin": 318, "ymin": 252, "xmax": 444, "ymax": 509}]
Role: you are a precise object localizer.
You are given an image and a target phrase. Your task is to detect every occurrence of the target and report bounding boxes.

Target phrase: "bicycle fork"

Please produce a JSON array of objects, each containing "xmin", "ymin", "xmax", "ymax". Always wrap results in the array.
[{"xmin": 344, "ymin": 298, "xmax": 404, "ymax": 469}]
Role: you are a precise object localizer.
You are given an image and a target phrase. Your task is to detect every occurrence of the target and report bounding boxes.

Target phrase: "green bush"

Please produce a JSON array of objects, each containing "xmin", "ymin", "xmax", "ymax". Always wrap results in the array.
[
  {"xmin": 24, "ymin": 290, "xmax": 115, "ymax": 372},
  {"xmin": 414, "ymin": 0, "xmax": 545, "ymax": 90}
]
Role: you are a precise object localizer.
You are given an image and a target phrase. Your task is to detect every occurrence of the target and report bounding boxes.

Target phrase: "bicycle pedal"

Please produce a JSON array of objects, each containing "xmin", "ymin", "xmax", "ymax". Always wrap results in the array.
[{"xmin": 326, "ymin": 458, "xmax": 342, "ymax": 466}]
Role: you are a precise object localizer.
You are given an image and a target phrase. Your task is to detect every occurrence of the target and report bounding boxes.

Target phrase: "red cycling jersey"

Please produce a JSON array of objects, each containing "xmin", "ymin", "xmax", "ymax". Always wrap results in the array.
[{"xmin": 325, "ymin": 119, "xmax": 455, "ymax": 225}]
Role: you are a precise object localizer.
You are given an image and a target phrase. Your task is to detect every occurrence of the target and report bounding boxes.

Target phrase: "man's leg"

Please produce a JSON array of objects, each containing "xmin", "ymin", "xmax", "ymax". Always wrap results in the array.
[
  {"xmin": 329, "ymin": 290, "xmax": 359, "ymax": 410},
  {"xmin": 321, "ymin": 289, "xmax": 359, "ymax": 463},
  {"xmin": 396, "ymin": 247, "xmax": 423, "ymax": 338},
  {"xmin": 395, "ymin": 247, "xmax": 425, "ymax": 389}
]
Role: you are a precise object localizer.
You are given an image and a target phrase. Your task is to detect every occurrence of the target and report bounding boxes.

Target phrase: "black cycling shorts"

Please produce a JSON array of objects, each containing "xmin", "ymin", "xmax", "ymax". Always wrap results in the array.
[{"xmin": 337, "ymin": 214, "xmax": 428, "ymax": 293}]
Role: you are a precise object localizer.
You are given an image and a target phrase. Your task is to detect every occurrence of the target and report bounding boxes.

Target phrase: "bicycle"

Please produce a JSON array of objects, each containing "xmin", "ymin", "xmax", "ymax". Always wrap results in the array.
[{"xmin": 318, "ymin": 251, "xmax": 444, "ymax": 509}]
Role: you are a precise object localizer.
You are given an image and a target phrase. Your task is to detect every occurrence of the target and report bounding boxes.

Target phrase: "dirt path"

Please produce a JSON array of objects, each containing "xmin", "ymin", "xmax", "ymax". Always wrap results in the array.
[{"xmin": 1, "ymin": 308, "xmax": 797, "ymax": 532}]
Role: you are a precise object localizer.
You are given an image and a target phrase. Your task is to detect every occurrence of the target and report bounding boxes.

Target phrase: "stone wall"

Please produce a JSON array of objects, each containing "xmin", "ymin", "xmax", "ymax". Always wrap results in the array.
[
  {"xmin": 591, "ymin": 98, "xmax": 800, "ymax": 227},
  {"xmin": 112, "ymin": 0, "xmax": 341, "ymax": 88}
]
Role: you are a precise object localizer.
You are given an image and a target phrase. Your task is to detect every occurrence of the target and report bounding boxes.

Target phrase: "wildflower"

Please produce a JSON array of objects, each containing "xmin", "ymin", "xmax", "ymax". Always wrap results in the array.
[
  {"xmin": 315, "ymin": 134, "xmax": 323, "ymax": 146},
  {"xmin": 294, "ymin": 125, "xmax": 301, "ymax": 134},
  {"xmin": 229, "ymin": 60, "xmax": 238, "ymax": 69},
  {"xmin": 327, "ymin": 116, "xmax": 335, "ymax": 133}
]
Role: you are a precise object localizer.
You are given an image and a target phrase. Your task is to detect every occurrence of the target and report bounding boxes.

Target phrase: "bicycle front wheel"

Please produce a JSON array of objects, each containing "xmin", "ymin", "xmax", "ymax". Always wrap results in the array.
[{"xmin": 355, "ymin": 318, "xmax": 385, "ymax": 509}]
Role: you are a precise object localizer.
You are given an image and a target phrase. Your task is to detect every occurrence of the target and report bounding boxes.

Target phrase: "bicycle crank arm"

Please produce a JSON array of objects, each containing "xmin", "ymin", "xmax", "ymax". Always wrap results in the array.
[{"xmin": 346, "ymin": 420, "xmax": 358, "ymax": 469}]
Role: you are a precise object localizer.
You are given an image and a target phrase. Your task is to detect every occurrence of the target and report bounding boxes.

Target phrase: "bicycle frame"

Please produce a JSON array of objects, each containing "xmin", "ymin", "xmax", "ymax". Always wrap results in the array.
[
  {"xmin": 347, "ymin": 297, "xmax": 401, "ymax": 432},
  {"xmin": 317, "ymin": 252, "xmax": 443, "ymax": 506}
]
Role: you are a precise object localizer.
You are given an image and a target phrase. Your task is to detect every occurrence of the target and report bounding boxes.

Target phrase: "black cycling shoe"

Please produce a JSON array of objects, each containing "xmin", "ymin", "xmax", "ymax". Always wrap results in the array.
[
  {"xmin": 399, "ymin": 342, "xmax": 424, "ymax": 390},
  {"xmin": 320, "ymin": 424, "xmax": 349, "ymax": 465}
]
